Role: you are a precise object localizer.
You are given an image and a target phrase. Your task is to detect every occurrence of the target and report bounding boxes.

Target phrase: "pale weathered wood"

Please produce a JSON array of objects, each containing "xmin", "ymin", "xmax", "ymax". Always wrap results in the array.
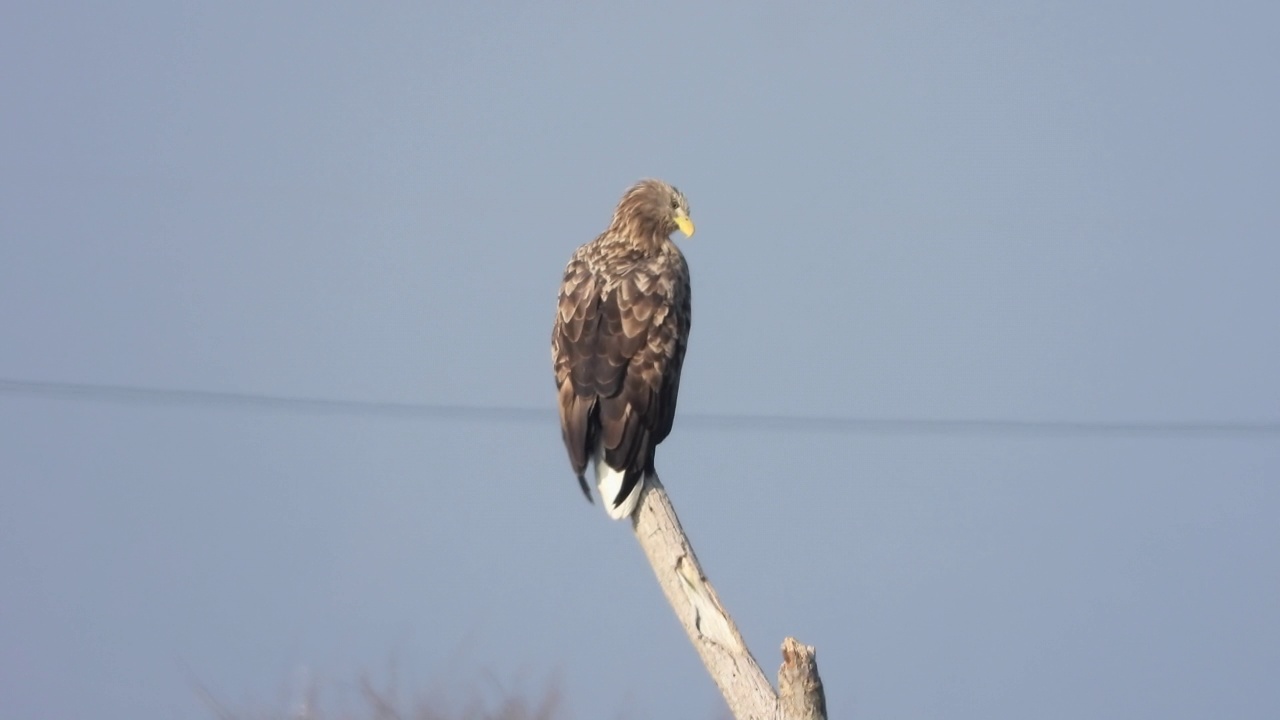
[
  {"xmin": 630, "ymin": 475, "xmax": 829, "ymax": 720},
  {"xmin": 779, "ymin": 638, "xmax": 827, "ymax": 720}
]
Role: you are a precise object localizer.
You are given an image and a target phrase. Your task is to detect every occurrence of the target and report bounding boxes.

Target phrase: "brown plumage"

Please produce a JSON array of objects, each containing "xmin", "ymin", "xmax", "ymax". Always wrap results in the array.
[{"xmin": 551, "ymin": 179, "xmax": 695, "ymax": 519}]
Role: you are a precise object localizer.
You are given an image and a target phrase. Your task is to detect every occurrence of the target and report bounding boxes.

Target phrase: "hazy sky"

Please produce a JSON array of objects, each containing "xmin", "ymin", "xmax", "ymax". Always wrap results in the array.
[{"xmin": 2, "ymin": 2, "xmax": 1278, "ymax": 719}]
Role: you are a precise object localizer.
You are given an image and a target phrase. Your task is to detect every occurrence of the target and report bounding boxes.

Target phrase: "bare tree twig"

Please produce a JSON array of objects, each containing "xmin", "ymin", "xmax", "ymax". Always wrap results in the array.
[
  {"xmin": 631, "ymin": 475, "xmax": 828, "ymax": 720},
  {"xmin": 779, "ymin": 638, "xmax": 827, "ymax": 720}
]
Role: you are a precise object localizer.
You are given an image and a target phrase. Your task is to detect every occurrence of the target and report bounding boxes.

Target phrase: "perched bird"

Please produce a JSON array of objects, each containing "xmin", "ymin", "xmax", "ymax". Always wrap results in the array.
[{"xmin": 551, "ymin": 179, "xmax": 695, "ymax": 519}]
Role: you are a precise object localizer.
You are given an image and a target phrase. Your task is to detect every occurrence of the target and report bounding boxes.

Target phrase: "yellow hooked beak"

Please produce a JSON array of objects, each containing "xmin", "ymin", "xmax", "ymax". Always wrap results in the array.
[{"xmin": 674, "ymin": 213, "xmax": 696, "ymax": 238}]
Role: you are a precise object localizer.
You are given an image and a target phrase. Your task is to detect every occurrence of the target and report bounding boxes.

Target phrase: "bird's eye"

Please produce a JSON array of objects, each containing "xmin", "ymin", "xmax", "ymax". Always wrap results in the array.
[{"xmin": 671, "ymin": 198, "xmax": 680, "ymax": 210}]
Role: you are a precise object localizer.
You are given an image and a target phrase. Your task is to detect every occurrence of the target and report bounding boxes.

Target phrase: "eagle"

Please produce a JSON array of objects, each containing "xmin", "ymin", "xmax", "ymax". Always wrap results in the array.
[{"xmin": 551, "ymin": 179, "xmax": 695, "ymax": 520}]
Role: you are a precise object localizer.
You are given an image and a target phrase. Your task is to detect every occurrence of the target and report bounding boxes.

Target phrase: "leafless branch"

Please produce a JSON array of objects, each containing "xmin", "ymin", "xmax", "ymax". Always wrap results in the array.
[{"xmin": 630, "ymin": 475, "xmax": 829, "ymax": 720}]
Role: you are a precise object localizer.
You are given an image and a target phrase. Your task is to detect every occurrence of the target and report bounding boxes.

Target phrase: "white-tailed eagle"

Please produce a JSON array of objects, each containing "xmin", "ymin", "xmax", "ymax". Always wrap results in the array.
[{"xmin": 551, "ymin": 179, "xmax": 695, "ymax": 519}]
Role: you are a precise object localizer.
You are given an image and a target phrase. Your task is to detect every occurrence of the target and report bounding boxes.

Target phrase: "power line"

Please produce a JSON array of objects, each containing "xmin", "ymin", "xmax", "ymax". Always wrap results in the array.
[
  {"xmin": 0, "ymin": 378, "xmax": 542, "ymax": 422},
  {"xmin": 1, "ymin": 377, "xmax": 1277, "ymax": 438}
]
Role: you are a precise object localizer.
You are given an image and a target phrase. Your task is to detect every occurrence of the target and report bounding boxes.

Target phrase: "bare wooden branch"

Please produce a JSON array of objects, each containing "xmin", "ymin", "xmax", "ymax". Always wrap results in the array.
[
  {"xmin": 779, "ymin": 638, "xmax": 827, "ymax": 720},
  {"xmin": 631, "ymin": 475, "xmax": 829, "ymax": 720}
]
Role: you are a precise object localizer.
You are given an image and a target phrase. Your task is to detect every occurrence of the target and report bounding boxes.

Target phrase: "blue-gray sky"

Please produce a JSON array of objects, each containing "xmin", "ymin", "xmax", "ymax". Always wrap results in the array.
[{"xmin": 2, "ymin": 2, "xmax": 1278, "ymax": 719}]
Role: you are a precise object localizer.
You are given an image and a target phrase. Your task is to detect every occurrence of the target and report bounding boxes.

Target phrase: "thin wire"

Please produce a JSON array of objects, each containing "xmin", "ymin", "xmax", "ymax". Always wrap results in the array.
[{"xmin": 1, "ymin": 377, "xmax": 1277, "ymax": 438}]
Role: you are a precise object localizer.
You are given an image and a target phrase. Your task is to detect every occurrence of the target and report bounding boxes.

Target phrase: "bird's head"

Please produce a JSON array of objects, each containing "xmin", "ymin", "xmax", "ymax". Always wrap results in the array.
[{"xmin": 610, "ymin": 178, "xmax": 695, "ymax": 242}]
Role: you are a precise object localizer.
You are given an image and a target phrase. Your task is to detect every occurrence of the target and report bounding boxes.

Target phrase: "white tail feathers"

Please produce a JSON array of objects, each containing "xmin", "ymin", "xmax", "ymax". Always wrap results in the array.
[{"xmin": 592, "ymin": 449, "xmax": 645, "ymax": 520}]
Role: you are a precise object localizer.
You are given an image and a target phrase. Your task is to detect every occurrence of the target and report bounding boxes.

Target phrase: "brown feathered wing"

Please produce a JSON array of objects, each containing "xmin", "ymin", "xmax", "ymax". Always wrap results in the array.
[{"xmin": 552, "ymin": 242, "xmax": 690, "ymax": 512}]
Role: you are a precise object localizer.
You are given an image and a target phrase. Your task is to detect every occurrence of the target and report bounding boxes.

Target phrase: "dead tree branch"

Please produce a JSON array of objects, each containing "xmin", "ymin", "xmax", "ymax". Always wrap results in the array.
[{"xmin": 631, "ymin": 475, "xmax": 828, "ymax": 720}]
